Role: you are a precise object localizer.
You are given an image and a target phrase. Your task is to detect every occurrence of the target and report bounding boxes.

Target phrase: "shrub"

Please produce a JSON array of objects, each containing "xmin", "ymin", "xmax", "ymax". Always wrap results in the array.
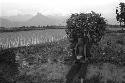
[{"xmin": 0, "ymin": 48, "xmax": 19, "ymax": 82}]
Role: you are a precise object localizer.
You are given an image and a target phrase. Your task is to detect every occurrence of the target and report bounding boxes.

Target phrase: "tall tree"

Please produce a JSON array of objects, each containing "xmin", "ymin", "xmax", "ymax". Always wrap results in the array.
[{"xmin": 116, "ymin": 2, "xmax": 125, "ymax": 27}]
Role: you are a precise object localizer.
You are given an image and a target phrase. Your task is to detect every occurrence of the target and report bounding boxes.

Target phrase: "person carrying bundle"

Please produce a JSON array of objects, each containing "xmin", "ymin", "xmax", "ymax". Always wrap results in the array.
[{"xmin": 65, "ymin": 37, "xmax": 89, "ymax": 83}]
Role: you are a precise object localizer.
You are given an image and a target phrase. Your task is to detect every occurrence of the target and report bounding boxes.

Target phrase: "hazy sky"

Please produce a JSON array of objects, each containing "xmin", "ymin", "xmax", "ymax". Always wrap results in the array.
[{"xmin": 0, "ymin": 0, "xmax": 125, "ymax": 24}]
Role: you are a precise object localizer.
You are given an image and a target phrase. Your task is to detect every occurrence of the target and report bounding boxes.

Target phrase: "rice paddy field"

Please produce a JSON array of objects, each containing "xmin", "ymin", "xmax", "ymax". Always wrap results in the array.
[{"xmin": 0, "ymin": 29, "xmax": 66, "ymax": 49}]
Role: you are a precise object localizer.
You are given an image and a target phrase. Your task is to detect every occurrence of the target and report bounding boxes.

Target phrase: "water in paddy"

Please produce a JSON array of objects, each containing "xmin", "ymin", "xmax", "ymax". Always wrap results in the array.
[{"xmin": 0, "ymin": 29, "xmax": 66, "ymax": 48}]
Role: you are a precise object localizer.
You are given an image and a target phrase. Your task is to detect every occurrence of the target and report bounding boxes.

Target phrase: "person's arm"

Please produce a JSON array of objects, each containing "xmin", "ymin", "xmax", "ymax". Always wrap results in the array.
[
  {"xmin": 75, "ymin": 38, "xmax": 84, "ymax": 60},
  {"xmin": 74, "ymin": 44, "xmax": 78, "ymax": 56},
  {"xmin": 76, "ymin": 46, "xmax": 83, "ymax": 60}
]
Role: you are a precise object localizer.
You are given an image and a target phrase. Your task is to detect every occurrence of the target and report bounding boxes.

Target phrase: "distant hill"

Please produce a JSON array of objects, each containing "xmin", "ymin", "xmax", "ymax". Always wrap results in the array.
[
  {"xmin": 0, "ymin": 13, "xmax": 66, "ymax": 27},
  {"xmin": 0, "ymin": 18, "xmax": 21, "ymax": 27},
  {"xmin": 25, "ymin": 13, "xmax": 61, "ymax": 26},
  {"xmin": 1, "ymin": 14, "xmax": 33, "ymax": 22},
  {"xmin": 47, "ymin": 15, "xmax": 67, "ymax": 25},
  {"xmin": 107, "ymin": 17, "xmax": 119, "ymax": 25}
]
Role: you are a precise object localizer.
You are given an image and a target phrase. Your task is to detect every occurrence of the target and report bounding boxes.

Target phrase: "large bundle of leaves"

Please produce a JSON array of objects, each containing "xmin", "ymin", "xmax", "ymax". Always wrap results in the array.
[
  {"xmin": 66, "ymin": 11, "xmax": 106, "ymax": 43},
  {"xmin": 66, "ymin": 11, "xmax": 106, "ymax": 58}
]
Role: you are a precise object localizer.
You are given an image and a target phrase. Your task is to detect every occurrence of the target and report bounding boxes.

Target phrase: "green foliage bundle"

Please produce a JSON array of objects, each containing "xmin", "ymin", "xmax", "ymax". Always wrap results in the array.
[{"xmin": 66, "ymin": 11, "xmax": 106, "ymax": 58}]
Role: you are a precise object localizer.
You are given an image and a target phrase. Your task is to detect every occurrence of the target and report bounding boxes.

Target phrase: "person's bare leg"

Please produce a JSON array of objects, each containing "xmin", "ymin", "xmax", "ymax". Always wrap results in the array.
[{"xmin": 80, "ymin": 78, "xmax": 84, "ymax": 83}]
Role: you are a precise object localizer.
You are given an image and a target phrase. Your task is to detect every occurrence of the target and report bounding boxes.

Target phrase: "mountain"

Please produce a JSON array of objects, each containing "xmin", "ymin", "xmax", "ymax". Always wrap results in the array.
[
  {"xmin": 1, "ymin": 14, "xmax": 33, "ymax": 22},
  {"xmin": 0, "ymin": 18, "xmax": 21, "ymax": 27},
  {"xmin": 107, "ymin": 17, "xmax": 119, "ymax": 25},
  {"xmin": 25, "ymin": 13, "xmax": 66, "ymax": 26},
  {"xmin": 25, "ymin": 13, "xmax": 55, "ymax": 26},
  {"xmin": 0, "ymin": 13, "xmax": 67, "ymax": 27},
  {"xmin": 0, "ymin": 12, "xmax": 120, "ymax": 28},
  {"xmin": 47, "ymin": 15, "xmax": 67, "ymax": 25}
]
